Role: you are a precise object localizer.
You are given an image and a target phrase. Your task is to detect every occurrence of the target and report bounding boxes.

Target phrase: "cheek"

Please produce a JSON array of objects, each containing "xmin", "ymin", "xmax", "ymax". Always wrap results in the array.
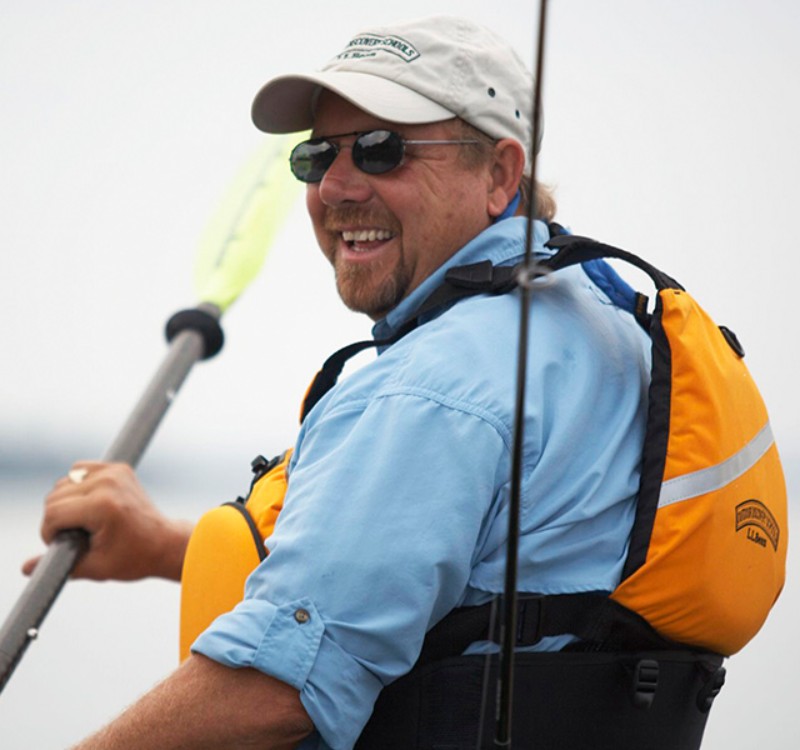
[
  {"xmin": 449, "ymin": 178, "xmax": 493, "ymax": 236},
  {"xmin": 421, "ymin": 178, "xmax": 488, "ymax": 245}
]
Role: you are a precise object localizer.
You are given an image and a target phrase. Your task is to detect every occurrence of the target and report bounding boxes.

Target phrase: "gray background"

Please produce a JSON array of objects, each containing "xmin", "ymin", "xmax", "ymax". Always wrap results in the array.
[{"xmin": 1, "ymin": 1, "xmax": 797, "ymax": 747}]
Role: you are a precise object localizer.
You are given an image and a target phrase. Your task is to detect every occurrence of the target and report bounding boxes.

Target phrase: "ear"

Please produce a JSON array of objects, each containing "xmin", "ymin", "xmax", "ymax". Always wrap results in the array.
[{"xmin": 486, "ymin": 139, "xmax": 526, "ymax": 218}]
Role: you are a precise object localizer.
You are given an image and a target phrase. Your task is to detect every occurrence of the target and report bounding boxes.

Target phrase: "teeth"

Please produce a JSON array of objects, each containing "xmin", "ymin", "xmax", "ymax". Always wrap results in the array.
[{"xmin": 342, "ymin": 229, "xmax": 394, "ymax": 243}]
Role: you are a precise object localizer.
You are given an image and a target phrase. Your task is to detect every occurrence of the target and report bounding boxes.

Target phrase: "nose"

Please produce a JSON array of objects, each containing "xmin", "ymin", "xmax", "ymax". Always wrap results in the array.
[{"xmin": 316, "ymin": 145, "xmax": 373, "ymax": 207}]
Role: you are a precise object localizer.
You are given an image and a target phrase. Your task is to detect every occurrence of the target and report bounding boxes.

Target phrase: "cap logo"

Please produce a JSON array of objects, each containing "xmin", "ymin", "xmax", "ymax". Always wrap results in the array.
[{"xmin": 335, "ymin": 34, "xmax": 420, "ymax": 63}]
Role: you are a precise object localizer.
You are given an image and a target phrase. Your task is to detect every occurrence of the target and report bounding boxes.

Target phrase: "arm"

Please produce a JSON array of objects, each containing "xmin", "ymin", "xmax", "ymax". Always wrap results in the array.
[
  {"xmin": 72, "ymin": 654, "xmax": 313, "ymax": 750},
  {"xmin": 193, "ymin": 392, "xmax": 508, "ymax": 748},
  {"xmin": 22, "ymin": 460, "xmax": 192, "ymax": 581}
]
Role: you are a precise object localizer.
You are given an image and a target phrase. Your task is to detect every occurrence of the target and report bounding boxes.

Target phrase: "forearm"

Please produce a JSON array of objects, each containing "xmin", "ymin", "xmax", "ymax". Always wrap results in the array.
[{"xmin": 72, "ymin": 654, "xmax": 313, "ymax": 749}]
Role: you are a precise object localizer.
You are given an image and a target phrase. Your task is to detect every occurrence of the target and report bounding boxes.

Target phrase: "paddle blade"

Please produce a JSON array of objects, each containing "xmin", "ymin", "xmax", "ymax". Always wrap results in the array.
[{"xmin": 193, "ymin": 134, "xmax": 303, "ymax": 312}]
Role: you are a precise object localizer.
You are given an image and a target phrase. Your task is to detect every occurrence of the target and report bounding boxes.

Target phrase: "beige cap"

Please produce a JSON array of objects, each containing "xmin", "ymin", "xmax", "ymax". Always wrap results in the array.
[{"xmin": 251, "ymin": 16, "xmax": 539, "ymax": 158}]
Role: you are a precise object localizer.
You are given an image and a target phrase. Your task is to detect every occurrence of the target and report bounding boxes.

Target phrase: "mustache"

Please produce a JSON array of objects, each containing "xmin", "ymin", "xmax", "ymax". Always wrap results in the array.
[{"xmin": 323, "ymin": 206, "xmax": 401, "ymax": 233}]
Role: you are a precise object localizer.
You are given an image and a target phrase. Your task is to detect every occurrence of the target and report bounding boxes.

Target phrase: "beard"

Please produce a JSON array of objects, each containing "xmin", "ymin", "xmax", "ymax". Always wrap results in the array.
[
  {"xmin": 333, "ymin": 251, "xmax": 412, "ymax": 319},
  {"xmin": 323, "ymin": 206, "xmax": 409, "ymax": 319}
]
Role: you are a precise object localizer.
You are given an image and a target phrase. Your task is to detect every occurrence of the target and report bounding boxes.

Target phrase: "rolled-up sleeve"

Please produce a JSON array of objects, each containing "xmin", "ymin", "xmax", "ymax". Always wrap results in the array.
[
  {"xmin": 193, "ymin": 597, "xmax": 324, "ymax": 689},
  {"xmin": 192, "ymin": 390, "xmax": 508, "ymax": 749}
]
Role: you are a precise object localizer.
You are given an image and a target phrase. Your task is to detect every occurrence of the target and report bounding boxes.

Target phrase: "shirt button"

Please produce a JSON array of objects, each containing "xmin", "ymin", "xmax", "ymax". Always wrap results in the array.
[{"xmin": 294, "ymin": 608, "xmax": 311, "ymax": 624}]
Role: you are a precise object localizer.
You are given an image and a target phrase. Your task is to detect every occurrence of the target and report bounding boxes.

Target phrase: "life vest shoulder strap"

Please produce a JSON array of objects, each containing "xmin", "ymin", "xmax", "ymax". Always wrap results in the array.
[{"xmin": 543, "ymin": 233, "xmax": 684, "ymax": 291}]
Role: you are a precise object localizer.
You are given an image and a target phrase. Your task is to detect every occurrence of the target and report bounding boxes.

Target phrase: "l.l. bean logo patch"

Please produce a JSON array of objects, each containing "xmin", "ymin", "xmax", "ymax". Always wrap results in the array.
[{"xmin": 736, "ymin": 499, "xmax": 780, "ymax": 551}]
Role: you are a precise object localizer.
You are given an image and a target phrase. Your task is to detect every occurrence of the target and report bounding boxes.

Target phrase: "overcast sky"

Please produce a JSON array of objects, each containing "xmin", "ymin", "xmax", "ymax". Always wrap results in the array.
[{"xmin": 1, "ymin": 1, "xmax": 798, "ymax": 746}]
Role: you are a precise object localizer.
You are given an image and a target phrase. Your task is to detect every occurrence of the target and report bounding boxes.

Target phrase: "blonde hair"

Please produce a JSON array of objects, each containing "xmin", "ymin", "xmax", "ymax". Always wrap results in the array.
[{"xmin": 519, "ymin": 172, "xmax": 557, "ymax": 222}]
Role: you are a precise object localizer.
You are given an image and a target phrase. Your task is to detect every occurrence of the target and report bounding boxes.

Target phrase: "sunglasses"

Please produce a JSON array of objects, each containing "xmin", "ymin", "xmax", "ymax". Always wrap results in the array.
[{"xmin": 289, "ymin": 129, "xmax": 481, "ymax": 183}]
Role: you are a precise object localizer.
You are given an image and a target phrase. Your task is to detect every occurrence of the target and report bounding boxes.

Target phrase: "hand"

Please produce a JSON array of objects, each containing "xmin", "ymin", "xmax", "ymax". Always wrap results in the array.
[{"xmin": 22, "ymin": 461, "xmax": 194, "ymax": 582}]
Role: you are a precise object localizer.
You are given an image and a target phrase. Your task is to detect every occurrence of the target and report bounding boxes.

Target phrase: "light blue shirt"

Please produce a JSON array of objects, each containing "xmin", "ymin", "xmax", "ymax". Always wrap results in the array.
[{"xmin": 193, "ymin": 217, "xmax": 651, "ymax": 750}]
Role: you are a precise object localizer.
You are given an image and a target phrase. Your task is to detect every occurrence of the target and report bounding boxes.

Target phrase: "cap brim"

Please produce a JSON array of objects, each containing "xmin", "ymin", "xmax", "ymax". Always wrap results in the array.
[{"xmin": 251, "ymin": 71, "xmax": 456, "ymax": 133}]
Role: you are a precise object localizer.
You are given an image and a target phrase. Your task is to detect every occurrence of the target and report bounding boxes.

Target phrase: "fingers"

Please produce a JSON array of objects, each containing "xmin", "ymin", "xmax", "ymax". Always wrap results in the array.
[
  {"xmin": 35, "ymin": 462, "xmax": 135, "ymax": 574},
  {"xmin": 41, "ymin": 462, "xmax": 136, "ymax": 540},
  {"xmin": 21, "ymin": 463, "xmax": 108, "ymax": 581},
  {"xmin": 30, "ymin": 461, "xmax": 192, "ymax": 582},
  {"xmin": 46, "ymin": 462, "xmax": 114, "ymax": 506}
]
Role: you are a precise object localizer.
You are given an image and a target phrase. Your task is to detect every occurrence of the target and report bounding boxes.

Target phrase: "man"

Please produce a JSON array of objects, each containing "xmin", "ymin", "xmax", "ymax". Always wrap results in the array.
[{"xmin": 25, "ymin": 16, "xmax": 649, "ymax": 749}]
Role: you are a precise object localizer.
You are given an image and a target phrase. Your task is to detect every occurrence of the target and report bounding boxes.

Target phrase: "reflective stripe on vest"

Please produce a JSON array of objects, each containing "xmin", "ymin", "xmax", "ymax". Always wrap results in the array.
[{"xmin": 659, "ymin": 421, "xmax": 775, "ymax": 509}]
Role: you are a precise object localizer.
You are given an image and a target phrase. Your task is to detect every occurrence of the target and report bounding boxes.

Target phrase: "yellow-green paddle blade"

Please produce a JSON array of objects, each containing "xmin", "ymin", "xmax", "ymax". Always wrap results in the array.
[{"xmin": 193, "ymin": 133, "xmax": 304, "ymax": 312}]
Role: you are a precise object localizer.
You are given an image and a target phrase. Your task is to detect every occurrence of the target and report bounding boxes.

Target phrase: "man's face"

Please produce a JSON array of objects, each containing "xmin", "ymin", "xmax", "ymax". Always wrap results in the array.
[{"xmin": 306, "ymin": 93, "xmax": 500, "ymax": 320}]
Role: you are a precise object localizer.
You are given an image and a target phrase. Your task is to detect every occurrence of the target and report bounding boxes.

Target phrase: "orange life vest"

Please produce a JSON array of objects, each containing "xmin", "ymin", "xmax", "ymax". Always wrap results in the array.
[
  {"xmin": 179, "ymin": 233, "xmax": 787, "ymax": 663},
  {"xmin": 179, "ymin": 450, "xmax": 291, "ymax": 662},
  {"xmin": 542, "ymin": 234, "xmax": 787, "ymax": 655}
]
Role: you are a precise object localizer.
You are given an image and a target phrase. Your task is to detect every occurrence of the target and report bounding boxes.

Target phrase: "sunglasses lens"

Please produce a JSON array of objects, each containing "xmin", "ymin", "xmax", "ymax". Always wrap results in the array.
[
  {"xmin": 352, "ymin": 130, "xmax": 404, "ymax": 175},
  {"xmin": 290, "ymin": 139, "xmax": 337, "ymax": 183},
  {"xmin": 290, "ymin": 131, "xmax": 405, "ymax": 182}
]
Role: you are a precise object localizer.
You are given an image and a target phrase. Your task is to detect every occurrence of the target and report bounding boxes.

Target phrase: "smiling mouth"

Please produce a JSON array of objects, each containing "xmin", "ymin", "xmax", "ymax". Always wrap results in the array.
[
  {"xmin": 342, "ymin": 228, "xmax": 395, "ymax": 244},
  {"xmin": 339, "ymin": 228, "xmax": 396, "ymax": 254}
]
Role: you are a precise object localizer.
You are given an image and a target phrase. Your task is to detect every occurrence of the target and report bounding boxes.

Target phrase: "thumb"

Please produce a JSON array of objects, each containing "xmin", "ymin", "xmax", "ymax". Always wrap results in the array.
[{"xmin": 21, "ymin": 556, "xmax": 42, "ymax": 577}]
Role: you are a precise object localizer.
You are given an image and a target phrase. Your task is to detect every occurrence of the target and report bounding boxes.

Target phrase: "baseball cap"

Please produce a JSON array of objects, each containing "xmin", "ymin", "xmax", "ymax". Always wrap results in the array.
[{"xmin": 251, "ymin": 16, "xmax": 539, "ymax": 159}]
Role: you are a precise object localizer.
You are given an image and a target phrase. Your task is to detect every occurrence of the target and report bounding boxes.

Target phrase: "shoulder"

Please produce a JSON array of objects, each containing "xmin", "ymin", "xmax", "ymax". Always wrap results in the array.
[
  {"xmin": 303, "ymin": 262, "xmax": 649, "ymax": 444},
  {"xmin": 386, "ymin": 262, "xmax": 649, "ymax": 393},
  {"xmin": 296, "ymin": 295, "xmax": 517, "ymax": 454}
]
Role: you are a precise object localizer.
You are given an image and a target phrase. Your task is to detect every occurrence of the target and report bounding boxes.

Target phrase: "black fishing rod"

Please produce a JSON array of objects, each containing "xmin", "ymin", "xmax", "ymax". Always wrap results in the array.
[{"xmin": 493, "ymin": 0, "xmax": 550, "ymax": 745}]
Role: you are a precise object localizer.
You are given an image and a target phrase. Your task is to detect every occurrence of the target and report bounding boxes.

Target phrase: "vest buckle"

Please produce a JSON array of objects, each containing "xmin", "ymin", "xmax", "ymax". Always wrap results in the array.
[{"xmin": 631, "ymin": 658, "xmax": 659, "ymax": 709}]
